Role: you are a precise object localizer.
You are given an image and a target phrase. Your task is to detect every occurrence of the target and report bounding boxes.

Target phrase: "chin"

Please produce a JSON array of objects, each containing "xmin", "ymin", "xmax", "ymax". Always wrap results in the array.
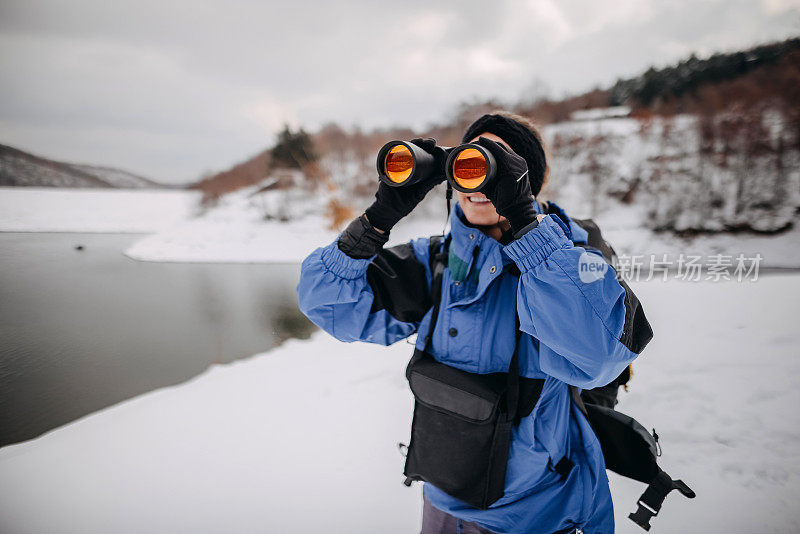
[
  {"xmin": 458, "ymin": 197, "xmax": 505, "ymax": 227},
  {"xmin": 466, "ymin": 212, "xmax": 502, "ymax": 226}
]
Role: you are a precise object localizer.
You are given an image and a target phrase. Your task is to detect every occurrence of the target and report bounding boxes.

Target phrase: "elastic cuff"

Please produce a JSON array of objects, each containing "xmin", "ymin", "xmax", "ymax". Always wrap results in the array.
[
  {"xmin": 503, "ymin": 215, "xmax": 572, "ymax": 271},
  {"xmin": 320, "ymin": 241, "xmax": 372, "ymax": 280}
]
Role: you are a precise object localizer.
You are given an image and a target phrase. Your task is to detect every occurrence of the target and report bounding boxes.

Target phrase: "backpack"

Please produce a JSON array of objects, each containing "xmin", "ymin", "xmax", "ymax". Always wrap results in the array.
[{"xmin": 421, "ymin": 231, "xmax": 695, "ymax": 531}]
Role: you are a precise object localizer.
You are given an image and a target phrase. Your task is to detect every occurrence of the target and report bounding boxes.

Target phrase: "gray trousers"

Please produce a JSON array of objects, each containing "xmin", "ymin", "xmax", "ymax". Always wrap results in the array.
[{"xmin": 421, "ymin": 497, "xmax": 496, "ymax": 534}]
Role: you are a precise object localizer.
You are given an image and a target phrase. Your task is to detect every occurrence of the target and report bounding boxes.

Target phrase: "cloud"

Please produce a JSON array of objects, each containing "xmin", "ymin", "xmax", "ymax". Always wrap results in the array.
[{"xmin": 0, "ymin": 0, "xmax": 797, "ymax": 183}]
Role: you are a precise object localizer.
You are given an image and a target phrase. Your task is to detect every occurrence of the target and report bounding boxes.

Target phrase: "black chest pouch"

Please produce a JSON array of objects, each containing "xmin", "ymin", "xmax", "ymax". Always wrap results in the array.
[{"xmin": 400, "ymin": 235, "xmax": 543, "ymax": 509}]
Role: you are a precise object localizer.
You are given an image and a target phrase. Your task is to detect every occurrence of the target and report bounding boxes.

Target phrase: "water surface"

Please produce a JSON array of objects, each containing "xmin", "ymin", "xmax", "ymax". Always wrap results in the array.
[{"xmin": 0, "ymin": 232, "xmax": 315, "ymax": 446}]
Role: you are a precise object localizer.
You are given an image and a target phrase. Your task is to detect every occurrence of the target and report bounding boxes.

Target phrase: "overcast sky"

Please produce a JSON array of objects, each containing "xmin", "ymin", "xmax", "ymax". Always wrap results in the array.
[{"xmin": 0, "ymin": 0, "xmax": 798, "ymax": 184}]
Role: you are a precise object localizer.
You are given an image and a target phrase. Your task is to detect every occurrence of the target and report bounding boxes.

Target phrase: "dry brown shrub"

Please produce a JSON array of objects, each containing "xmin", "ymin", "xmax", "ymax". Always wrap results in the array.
[{"xmin": 325, "ymin": 198, "xmax": 356, "ymax": 231}]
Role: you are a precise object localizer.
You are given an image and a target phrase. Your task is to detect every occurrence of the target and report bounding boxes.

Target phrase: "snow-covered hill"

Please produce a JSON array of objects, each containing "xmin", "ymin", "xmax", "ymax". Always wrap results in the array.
[
  {"xmin": 68, "ymin": 163, "xmax": 162, "ymax": 188},
  {"xmin": 121, "ymin": 108, "xmax": 800, "ymax": 267},
  {"xmin": 541, "ymin": 109, "xmax": 800, "ymax": 234},
  {"xmin": 0, "ymin": 144, "xmax": 163, "ymax": 188}
]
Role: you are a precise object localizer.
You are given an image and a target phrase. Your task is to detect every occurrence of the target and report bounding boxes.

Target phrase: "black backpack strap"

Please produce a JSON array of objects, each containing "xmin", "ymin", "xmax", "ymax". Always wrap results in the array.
[
  {"xmin": 423, "ymin": 234, "xmax": 536, "ymax": 426},
  {"xmin": 570, "ymin": 385, "xmax": 589, "ymax": 417},
  {"xmin": 427, "ymin": 234, "xmax": 445, "ymax": 274},
  {"xmin": 505, "ymin": 315, "xmax": 521, "ymax": 423},
  {"xmin": 574, "ymin": 400, "xmax": 696, "ymax": 531},
  {"xmin": 423, "ymin": 234, "xmax": 450, "ymax": 351},
  {"xmin": 629, "ymin": 468, "xmax": 696, "ymax": 531}
]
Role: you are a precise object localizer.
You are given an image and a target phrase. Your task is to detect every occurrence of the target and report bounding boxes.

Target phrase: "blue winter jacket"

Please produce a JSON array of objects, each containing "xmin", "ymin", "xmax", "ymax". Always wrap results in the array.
[{"xmin": 296, "ymin": 199, "xmax": 651, "ymax": 534}]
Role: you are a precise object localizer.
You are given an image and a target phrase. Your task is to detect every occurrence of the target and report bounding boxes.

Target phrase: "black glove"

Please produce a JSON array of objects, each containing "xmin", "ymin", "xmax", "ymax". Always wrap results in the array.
[
  {"xmin": 337, "ymin": 214, "xmax": 390, "ymax": 259},
  {"xmin": 364, "ymin": 138, "xmax": 447, "ymax": 233},
  {"xmin": 473, "ymin": 136, "xmax": 537, "ymax": 235}
]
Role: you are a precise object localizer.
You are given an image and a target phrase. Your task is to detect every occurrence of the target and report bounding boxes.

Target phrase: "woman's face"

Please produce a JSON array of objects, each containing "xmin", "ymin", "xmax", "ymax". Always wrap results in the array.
[{"xmin": 455, "ymin": 132, "xmax": 511, "ymax": 227}]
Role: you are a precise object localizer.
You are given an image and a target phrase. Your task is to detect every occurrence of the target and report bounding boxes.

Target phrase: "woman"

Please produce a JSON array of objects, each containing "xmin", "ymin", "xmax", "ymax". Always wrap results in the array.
[{"xmin": 296, "ymin": 112, "xmax": 652, "ymax": 534}]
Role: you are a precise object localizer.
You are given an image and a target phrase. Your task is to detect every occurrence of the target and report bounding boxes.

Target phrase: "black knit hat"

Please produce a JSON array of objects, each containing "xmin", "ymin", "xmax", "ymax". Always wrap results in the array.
[{"xmin": 461, "ymin": 113, "xmax": 547, "ymax": 196}]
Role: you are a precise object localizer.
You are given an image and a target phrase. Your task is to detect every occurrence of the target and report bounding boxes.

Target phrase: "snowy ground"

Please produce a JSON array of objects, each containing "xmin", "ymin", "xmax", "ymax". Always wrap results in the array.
[
  {"xmin": 0, "ymin": 187, "xmax": 199, "ymax": 233},
  {"xmin": 123, "ymin": 186, "xmax": 448, "ymax": 263},
  {"xmin": 124, "ymin": 212, "xmax": 445, "ymax": 263},
  {"xmin": 1, "ymin": 275, "xmax": 797, "ymax": 533}
]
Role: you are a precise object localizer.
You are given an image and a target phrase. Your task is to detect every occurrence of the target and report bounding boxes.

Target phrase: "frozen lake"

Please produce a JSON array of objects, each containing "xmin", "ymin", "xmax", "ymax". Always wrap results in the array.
[{"xmin": 0, "ymin": 232, "xmax": 315, "ymax": 446}]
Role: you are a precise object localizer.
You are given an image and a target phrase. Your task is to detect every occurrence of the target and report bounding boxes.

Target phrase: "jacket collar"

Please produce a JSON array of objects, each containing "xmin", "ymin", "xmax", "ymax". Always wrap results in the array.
[
  {"xmin": 443, "ymin": 199, "xmax": 589, "ymax": 308},
  {"xmin": 449, "ymin": 199, "xmax": 544, "ymax": 256},
  {"xmin": 447, "ymin": 200, "xmax": 545, "ymax": 282}
]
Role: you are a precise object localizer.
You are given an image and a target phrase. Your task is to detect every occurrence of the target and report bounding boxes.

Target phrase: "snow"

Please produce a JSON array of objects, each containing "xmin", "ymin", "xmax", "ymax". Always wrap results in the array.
[
  {"xmin": 0, "ymin": 187, "xmax": 200, "ymax": 233},
  {"xmin": 124, "ymin": 185, "xmax": 448, "ymax": 263},
  {"xmin": 570, "ymin": 107, "xmax": 631, "ymax": 121},
  {"xmin": 1, "ymin": 184, "xmax": 797, "ymax": 269},
  {"xmin": 592, "ymin": 203, "xmax": 800, "ymax": 270},
  {"xmin": 0, "ymin": 145, "xmax": 161, "ymax": 188},
  {"xmin": 124, "ymin": 109, "xmax": 800, "ymax": 265},
  {"xmin": 4, "ymin": 106, "xmax": 799, "ymax": 268},
  {"xmin": 124, "ymin": 213, "xmax": 445, "ymax": 263},
  {"xmin": 0, "ymin": 275, "xmax": 797, "ymax": 533},
  {"xmin": 125, "ymin": 184, "xmax": 800, "ymax": 268},
  {"xmin": 69, "ymin": 164, "xmax": 160, "ymax": 188},
  {"xmin": 543, "ymin": 113, "xmax": 800, "ymax": 235}
]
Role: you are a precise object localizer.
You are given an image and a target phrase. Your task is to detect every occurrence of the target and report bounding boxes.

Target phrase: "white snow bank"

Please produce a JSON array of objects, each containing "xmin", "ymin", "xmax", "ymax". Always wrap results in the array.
[
  {"xmin": 0, "ymin": 276, "xmax": 798, "ymax": 533},
  {"xmin": 124, "ymin": 185, "xmax": 448, "ymax": 263},
  {"xmin": 124, "ymin": 214, "xmax": 447, "ymax": 264},
  {"xmin": 0, "ymin": 187, "xmax": 200, "ymax": 233},
  {"xmin": 569, "ymin": 106, "xmax": 631, "ymax": 121}
]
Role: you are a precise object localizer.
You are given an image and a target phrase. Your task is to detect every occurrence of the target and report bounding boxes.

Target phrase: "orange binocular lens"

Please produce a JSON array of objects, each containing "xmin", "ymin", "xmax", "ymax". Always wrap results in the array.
[
  {"xmin": 446, "ymin": 144, "xmax": 495, "ymax": 193},
  {"xmin": 383, "ymin": 144, "xmax": 414, "ymax": 184},
  {"xmin": 451, "ymin": 148, "xmax": 488, "ymax": 191}
]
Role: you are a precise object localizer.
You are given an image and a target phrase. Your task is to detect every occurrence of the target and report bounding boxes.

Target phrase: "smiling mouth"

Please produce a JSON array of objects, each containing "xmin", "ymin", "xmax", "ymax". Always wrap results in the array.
[{"xmin": 467, "ymin": 196, "xmax": 492, "ymax": 204}]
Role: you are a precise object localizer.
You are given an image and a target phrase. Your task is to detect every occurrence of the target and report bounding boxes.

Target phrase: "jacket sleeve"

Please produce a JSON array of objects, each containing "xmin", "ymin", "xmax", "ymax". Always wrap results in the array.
[
  {"xmin": 296, "ymin": 231, "xmax": 434, "ymax": 346},
  {"xmin": 503, "ymin": 215, "xmax": 653, "ymax": 389}
]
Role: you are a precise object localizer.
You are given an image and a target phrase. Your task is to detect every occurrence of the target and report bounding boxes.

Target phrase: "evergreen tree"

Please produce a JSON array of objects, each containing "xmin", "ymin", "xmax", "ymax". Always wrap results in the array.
[{"xmin": 270, "ymin": 125, "xmax": 317, "ymax": 169}]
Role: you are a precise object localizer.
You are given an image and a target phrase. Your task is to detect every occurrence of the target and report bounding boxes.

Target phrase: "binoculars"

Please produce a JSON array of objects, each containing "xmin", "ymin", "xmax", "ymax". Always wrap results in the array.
[{"xmin": 376, "ymin": 140, "xmax": 497, "ymax": 193}]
